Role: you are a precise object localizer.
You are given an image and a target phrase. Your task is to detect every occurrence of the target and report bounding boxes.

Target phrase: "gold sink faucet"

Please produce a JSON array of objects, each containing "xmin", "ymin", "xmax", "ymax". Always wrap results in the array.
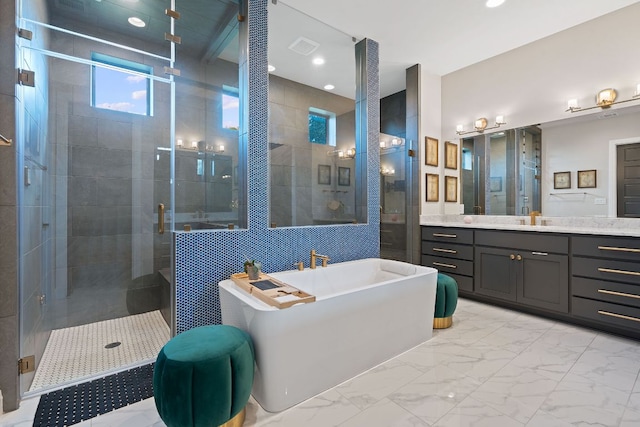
[
  {"xmin": 530, "ymin": 211, "xmax": 541, "ymax": 226},
  {"xmin": 310, "ymin": 249, "xmax": 330, "ymax": 269}
]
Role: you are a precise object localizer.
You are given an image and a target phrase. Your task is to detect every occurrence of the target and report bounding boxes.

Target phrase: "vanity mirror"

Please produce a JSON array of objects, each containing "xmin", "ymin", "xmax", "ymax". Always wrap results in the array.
[{"xmin": 461, "ymin": 126, "xmax": 541, "ymax": 216}]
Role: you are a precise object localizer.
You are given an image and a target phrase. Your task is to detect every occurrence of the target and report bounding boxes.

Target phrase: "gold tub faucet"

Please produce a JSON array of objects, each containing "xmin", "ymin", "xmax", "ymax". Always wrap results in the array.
[{"xmin": 310, "ymin": 249, "xmax": 330, "ymax": 269}]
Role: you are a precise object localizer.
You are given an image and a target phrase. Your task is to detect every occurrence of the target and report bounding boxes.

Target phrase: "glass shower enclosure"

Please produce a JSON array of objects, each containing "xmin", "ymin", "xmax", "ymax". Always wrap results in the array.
[{"xmin": 16, "ymin": 0, "xmax": 242, "ymax": 395}]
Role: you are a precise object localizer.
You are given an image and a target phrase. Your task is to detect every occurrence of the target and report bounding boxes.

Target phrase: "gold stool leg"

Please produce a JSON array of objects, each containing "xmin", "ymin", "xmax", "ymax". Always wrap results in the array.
[
  {"xmin": 220, "ymin": 407, "xmax": 246, "ymax": 427},
  {"xmin": 433, "ymin": 316, "xmax": 453, "ymax": 329}
]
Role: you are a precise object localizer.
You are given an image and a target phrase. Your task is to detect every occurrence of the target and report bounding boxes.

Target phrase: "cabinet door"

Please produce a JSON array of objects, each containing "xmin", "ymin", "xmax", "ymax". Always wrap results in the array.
[
  {"xmin": 518, "ymin": 252, "xmax": 569, "ymax": 313},
  {"xmin": 474, "ymin": 246, "xmax": 517, "ymax": 301}
]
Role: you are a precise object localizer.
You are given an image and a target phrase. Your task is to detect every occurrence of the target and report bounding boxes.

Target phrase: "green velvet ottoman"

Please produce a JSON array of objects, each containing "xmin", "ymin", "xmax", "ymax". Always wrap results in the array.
[
  {"xmin": 153, "ymin": 325, "xmax": 254, "ymax": 427},
  {"xmin": 434, "ymin": 273, "xmax": 458, "ymax": 329}
]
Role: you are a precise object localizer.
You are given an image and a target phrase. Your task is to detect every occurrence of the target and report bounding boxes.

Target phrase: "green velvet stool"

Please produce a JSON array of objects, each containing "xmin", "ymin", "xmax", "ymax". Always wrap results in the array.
[
  {"xmin": 434, "ymin": 273, "xmax": 458, "ymax": 329},
  {"xmin": 153, "ymin": 325, "xmax": 254, "ymax": 427}
]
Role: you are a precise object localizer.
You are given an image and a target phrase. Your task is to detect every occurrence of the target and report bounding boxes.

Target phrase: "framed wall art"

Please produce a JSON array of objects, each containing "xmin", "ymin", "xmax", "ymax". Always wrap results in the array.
[
  {"xmin": 317, "ymin": 164, "xmax": 331, "ymax": 185},
  {"xmin": 553, "ymin": 171, "xmax": 571, "ymax": 189},
  {"xmin": 426, "ymin": 173, "xmax": 439, "ymax": 202},
  {"xmin": 445, "ymin": 176, "xmax": 458, "ymax": 202},
  {"xmin": 425, "ymin": 137, "xmax": 438, "ymax": 166},
  {"xmin": 338, "ymin": 166, "xmax": 351, "ymax": 186},
  {"xmin": 444, "ymin": 141, "xmax": 458, "ymax": 170},
  {"xmin": 577, "ymin": 169, "xmax": 597, "ymax": 188}
]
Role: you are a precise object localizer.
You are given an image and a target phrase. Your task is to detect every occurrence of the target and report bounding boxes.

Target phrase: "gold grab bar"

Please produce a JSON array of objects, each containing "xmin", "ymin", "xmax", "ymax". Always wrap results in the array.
[
  {"xmin": 598, "ymin": 289, "xmax": 640, "ymax": 300},
  {"xmin": 0, "ymin": 133, "xmax": 12, "ymax": 146},
  {"xmin": 432, "ymin": 233, "xmax": 457, "ymax": 238},
  {"xmin": 158, "ymin": 203, "xmax": 165, "ymax": 235},
  {"xmin": 432, "ymin": 262, "xmax": 457, "ymax": 269},
  {"xmin": 597, "ymin": 267, "xmax": 640, "ymax": 277},
  {"xmin": 432, "ymin": 248, "xmax": 457, "ymax": 254},
  {"xmin": 597, "ymin": 245, "xmax": 640, "ymax": 254},
  {"xmin": 598, "ymin": 310, "xmax": 640, "ymax": 324}
]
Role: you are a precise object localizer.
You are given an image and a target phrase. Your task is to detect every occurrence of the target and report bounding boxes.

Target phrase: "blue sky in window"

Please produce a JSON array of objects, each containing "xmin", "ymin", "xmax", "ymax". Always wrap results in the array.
[
  {"xmin": 222, "ymin": 93, "xmax": 239, "ymax": 129},
  {"xmin": 95, "ymin": 67, "xmax": 148, "ymax": 115}
]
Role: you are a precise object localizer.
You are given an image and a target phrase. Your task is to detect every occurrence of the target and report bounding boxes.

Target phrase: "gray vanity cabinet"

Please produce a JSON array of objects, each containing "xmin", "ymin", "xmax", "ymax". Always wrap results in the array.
[
  {"xmin": 571, "ymin": 235, "xmax": 640, "ymax": 332},
  {"xmin": 474, "ymin": 230, "xmax": 569, "ymax": 313}
]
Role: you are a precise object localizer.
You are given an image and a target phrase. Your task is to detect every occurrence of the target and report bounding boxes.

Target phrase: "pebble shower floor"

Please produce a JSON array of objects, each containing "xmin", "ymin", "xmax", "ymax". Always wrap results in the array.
[{"xmin": 30, "ymin": 311, "xmax": 170, "ymax": 392}]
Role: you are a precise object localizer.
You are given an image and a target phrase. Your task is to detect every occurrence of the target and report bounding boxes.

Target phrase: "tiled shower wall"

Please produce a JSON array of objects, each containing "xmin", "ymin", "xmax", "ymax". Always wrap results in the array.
[{"xmin": 174, "ymin": 0, "xmax": 380, "ymax": 332}]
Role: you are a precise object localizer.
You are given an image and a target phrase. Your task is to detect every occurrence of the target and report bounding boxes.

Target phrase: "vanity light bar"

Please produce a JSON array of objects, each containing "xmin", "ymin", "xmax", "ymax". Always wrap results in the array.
[
  {"xmin": 566, "ymin": 86, "xmax": 640, "ymax": 113},
  {"xmin": 456, "ymin": 116, "xmax": 506, "ymax": 135}
]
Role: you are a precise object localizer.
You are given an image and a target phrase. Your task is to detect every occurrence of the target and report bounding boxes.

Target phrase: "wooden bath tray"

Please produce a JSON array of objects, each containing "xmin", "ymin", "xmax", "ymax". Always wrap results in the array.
[{"xmin": 230, "ymin": 272, "xmax": 316, "ymax": 309}]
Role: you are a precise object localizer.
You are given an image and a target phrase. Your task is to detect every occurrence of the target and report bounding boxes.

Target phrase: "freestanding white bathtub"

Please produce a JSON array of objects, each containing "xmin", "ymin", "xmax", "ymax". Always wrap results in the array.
[{"xmin": 218, "ymin": 258, "xmax": 437, "ymax": 412}]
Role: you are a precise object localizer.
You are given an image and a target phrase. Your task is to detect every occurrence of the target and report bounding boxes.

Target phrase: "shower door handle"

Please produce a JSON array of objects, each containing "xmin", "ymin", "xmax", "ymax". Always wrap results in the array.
[{"xmin": 158, "ymin": 203, "xmax": 165, "ymax": 235}]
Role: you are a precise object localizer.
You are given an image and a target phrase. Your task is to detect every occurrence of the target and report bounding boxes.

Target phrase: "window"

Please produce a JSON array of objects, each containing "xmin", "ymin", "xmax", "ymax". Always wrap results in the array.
[
  {"xmin": 91, "ymin": 53, "xmax": 152, "ymax": 116},
  {"xmin": 308, "ymin": 108, "xmax": 336, "ymax": 146},
  {"xmin": 222, "ymin": 86, "xmax": 240, "ymax": 130},
  {"xmin": 309, "ymin": 112, "xmax": 328, "ymax": 144}
]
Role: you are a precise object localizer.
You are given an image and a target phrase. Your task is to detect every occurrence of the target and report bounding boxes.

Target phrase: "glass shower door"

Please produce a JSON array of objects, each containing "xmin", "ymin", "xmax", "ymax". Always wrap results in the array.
[{"xmin": 17, "ymin": 0, "xmax": 175, "ymax": 394}]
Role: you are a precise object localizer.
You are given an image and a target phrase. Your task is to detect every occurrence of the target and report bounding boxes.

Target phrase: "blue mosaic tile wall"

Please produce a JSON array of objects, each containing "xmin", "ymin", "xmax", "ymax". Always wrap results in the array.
[{"xmin": 174, "ymin": 0, "xmax": 380, "ymax": 333}]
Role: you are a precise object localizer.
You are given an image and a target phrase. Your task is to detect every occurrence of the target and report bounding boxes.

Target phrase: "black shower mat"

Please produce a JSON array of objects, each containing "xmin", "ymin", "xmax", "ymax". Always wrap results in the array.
[{"xmin": 33, "ymin": 363, "xmax": 155, "ymax": 427}]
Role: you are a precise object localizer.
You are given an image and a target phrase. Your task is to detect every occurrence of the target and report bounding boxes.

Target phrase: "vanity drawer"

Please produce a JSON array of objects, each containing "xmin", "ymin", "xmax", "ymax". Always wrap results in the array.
[
  {"xmin": 475, "ymin": 230, "xmax": 569, "ymax": 254},
  {"xmin": 422, "ymin": 255, "xmax": 473, "ymax": 277},
  {"xmin": 572, "ymin": 256, "xmax": 640, "ymax": 286},
  {"xmin": 421, "ymin": 241, "xmax": 473, "ymax": 260},
  {"xmin": 421, "ymin": 227, "xmax": 473, "ymax": 245},
  {"xmin": 572, "ymin": 296, "xmax": 640, "ymax": 331},
  {"xmin": 572, "ymin": 276, "xmax": 640, "ymax": 309},
  {"xmin": 572, "ymin": 235, "xmax": 640, "ymax": 261}
]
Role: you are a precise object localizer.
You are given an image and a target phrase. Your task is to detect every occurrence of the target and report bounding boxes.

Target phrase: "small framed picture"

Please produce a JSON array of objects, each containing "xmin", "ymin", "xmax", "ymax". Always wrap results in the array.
[
  {"xmin": 444, "ymin": 141, "xmax": 458, "ymax": 170},
  {"xmin": 578, "ymin": 169, "xmax": 597, "ymax": 188},
  {"xmin": 490, "ymin": 176, "xmax": 502, "ymax": 192},
  {"xmin": 426, "ymin": 173, "xmax": 439, "ymax": 202},
  {"xmin": 425, "ymin": 137, "xmax": 438, "ymax": 166},
  {"xmin": 318, "ymin": 164, "xmax": 331, "ymax": 185},
  {"xmin": 445, "ymin": 176, "xmax": 458, "ymax": 202},
  {"xmin": 338, "ymin": 166, "xmax": 350, "ymax": 186},
  {"xmin": 554, "ymin": 171, "xmax": 571, "ymax": 189}
]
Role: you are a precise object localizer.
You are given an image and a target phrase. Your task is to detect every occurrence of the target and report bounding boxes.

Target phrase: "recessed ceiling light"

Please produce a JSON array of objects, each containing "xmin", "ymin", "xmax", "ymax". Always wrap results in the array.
[
  {"xmin": 128, "ymin": 17, "xmax": 146, "ymax": 28},
  {"xmin": 323, "ymin": 84, "xmax": 335, "ymax": 90},
  {"xmin": 312, "ymin": 57, "xmax": 325, "ymax": 65},
  {"xmin": 486, "ymin": 0, "xmax": 505, "ymax": 7},
  {"xmin": 268, "ymin": 64, "xmax": 276, "ymax": 72}
]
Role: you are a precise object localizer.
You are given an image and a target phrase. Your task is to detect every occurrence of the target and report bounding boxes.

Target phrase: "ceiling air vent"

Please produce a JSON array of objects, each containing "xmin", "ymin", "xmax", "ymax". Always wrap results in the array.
[{"xmin": 288, "ymin": 37, "xmax": 319, "ymax": 56}]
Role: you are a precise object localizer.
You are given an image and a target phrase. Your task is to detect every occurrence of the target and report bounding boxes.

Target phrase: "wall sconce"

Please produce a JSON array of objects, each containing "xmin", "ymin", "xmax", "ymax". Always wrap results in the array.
[
  {"xmin": 566, "ymin": 86, "xmax": 640, "ymax": 113},
  {"xmin": 380, "ymin": 138, "xmax": 405, "ymax": 152},
  {"xmin": 456, "ymin": 115, "xmax": 506, "ymax": 135},
  {"xmin": 327, "ymin": 147, "xmax": 356, "ymax": 159},
  {"xmin": 191, "ymin": 140, "xmax": 199, "ymax": 150},
  {"xmin": 176, "ymin": 139, "xmax": 183, "ymax": 148}
]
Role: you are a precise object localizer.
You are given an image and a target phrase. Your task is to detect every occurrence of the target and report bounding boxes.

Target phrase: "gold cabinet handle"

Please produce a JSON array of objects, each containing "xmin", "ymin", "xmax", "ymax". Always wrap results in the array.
[
  {"xmin": 432, "ymin": 233, "xmax": 457, "ymax": 238},
  {"xmin": 598, "ymin": 245, "xmax": 640, "ymax": 254},
  {"xmin": 516, "ymin": 254, "xmax": 522, "ymax": 261},
  {"xmin": 598, "ymin": 289, "xmax": 640, "ymax": 300},
  {"xmin": 432, "ymin": 262, "xmax": 457, "ymax": 269},
  {"xmin": 510, "ymin": 254, "xmax": 515, "ymax": 260},
  {"xmin": 597, "ymin": 310, "xmax": 640, "ymax": 324},
  {"xmin": 597, "ymin": 267, "xmax": 640, "ymax": 277},
  {"xmin": 158, "ymin": 203, "xmax": 165, "ymax": 235},
  {"xmin": 433, "ymin": 248, "xmax": 457, "ymax": 254}
]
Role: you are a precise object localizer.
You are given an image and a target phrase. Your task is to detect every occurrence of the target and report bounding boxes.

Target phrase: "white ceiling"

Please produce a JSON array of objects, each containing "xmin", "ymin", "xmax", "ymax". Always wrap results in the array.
[{"xmin": 280, "ymin": 0, "xmax": 640, "ymax": 97}]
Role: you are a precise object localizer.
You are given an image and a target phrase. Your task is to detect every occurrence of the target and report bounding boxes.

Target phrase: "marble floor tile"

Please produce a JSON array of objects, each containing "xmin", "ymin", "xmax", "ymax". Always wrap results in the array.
[
  {"xmin": 540, "ymin": 374, "xmax": 629, "ymax": 427},
  {"xmin": 432, "ymin": 396, "xmax": 524, "ymax": 427},
  {"xmin": 4, "ymin": 298, "xmax": 640, "ymax": 427},
  {"xmin": 246, "ymin": 389, "xmax": 360, "ymax": 427},
  {"xmin": 338, "ymin": 398, "xmax": 428, "ymax": 427},
  {"xmin": 335, "ymin": 359, "xmax": 423, "ymax": 410},
  {"xmin": 470, "ymin": 365, "xmax": 559, "ymax": 424},
  {"xmin": 388, "ymin": 365, "xmax": 482, "ymax": 425}
]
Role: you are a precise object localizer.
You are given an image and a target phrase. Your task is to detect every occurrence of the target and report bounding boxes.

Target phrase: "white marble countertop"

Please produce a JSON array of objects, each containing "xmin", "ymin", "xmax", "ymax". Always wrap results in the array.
[{"xmin": 420, "ymin": 215, "xmax": 640, "ymax": 238}]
